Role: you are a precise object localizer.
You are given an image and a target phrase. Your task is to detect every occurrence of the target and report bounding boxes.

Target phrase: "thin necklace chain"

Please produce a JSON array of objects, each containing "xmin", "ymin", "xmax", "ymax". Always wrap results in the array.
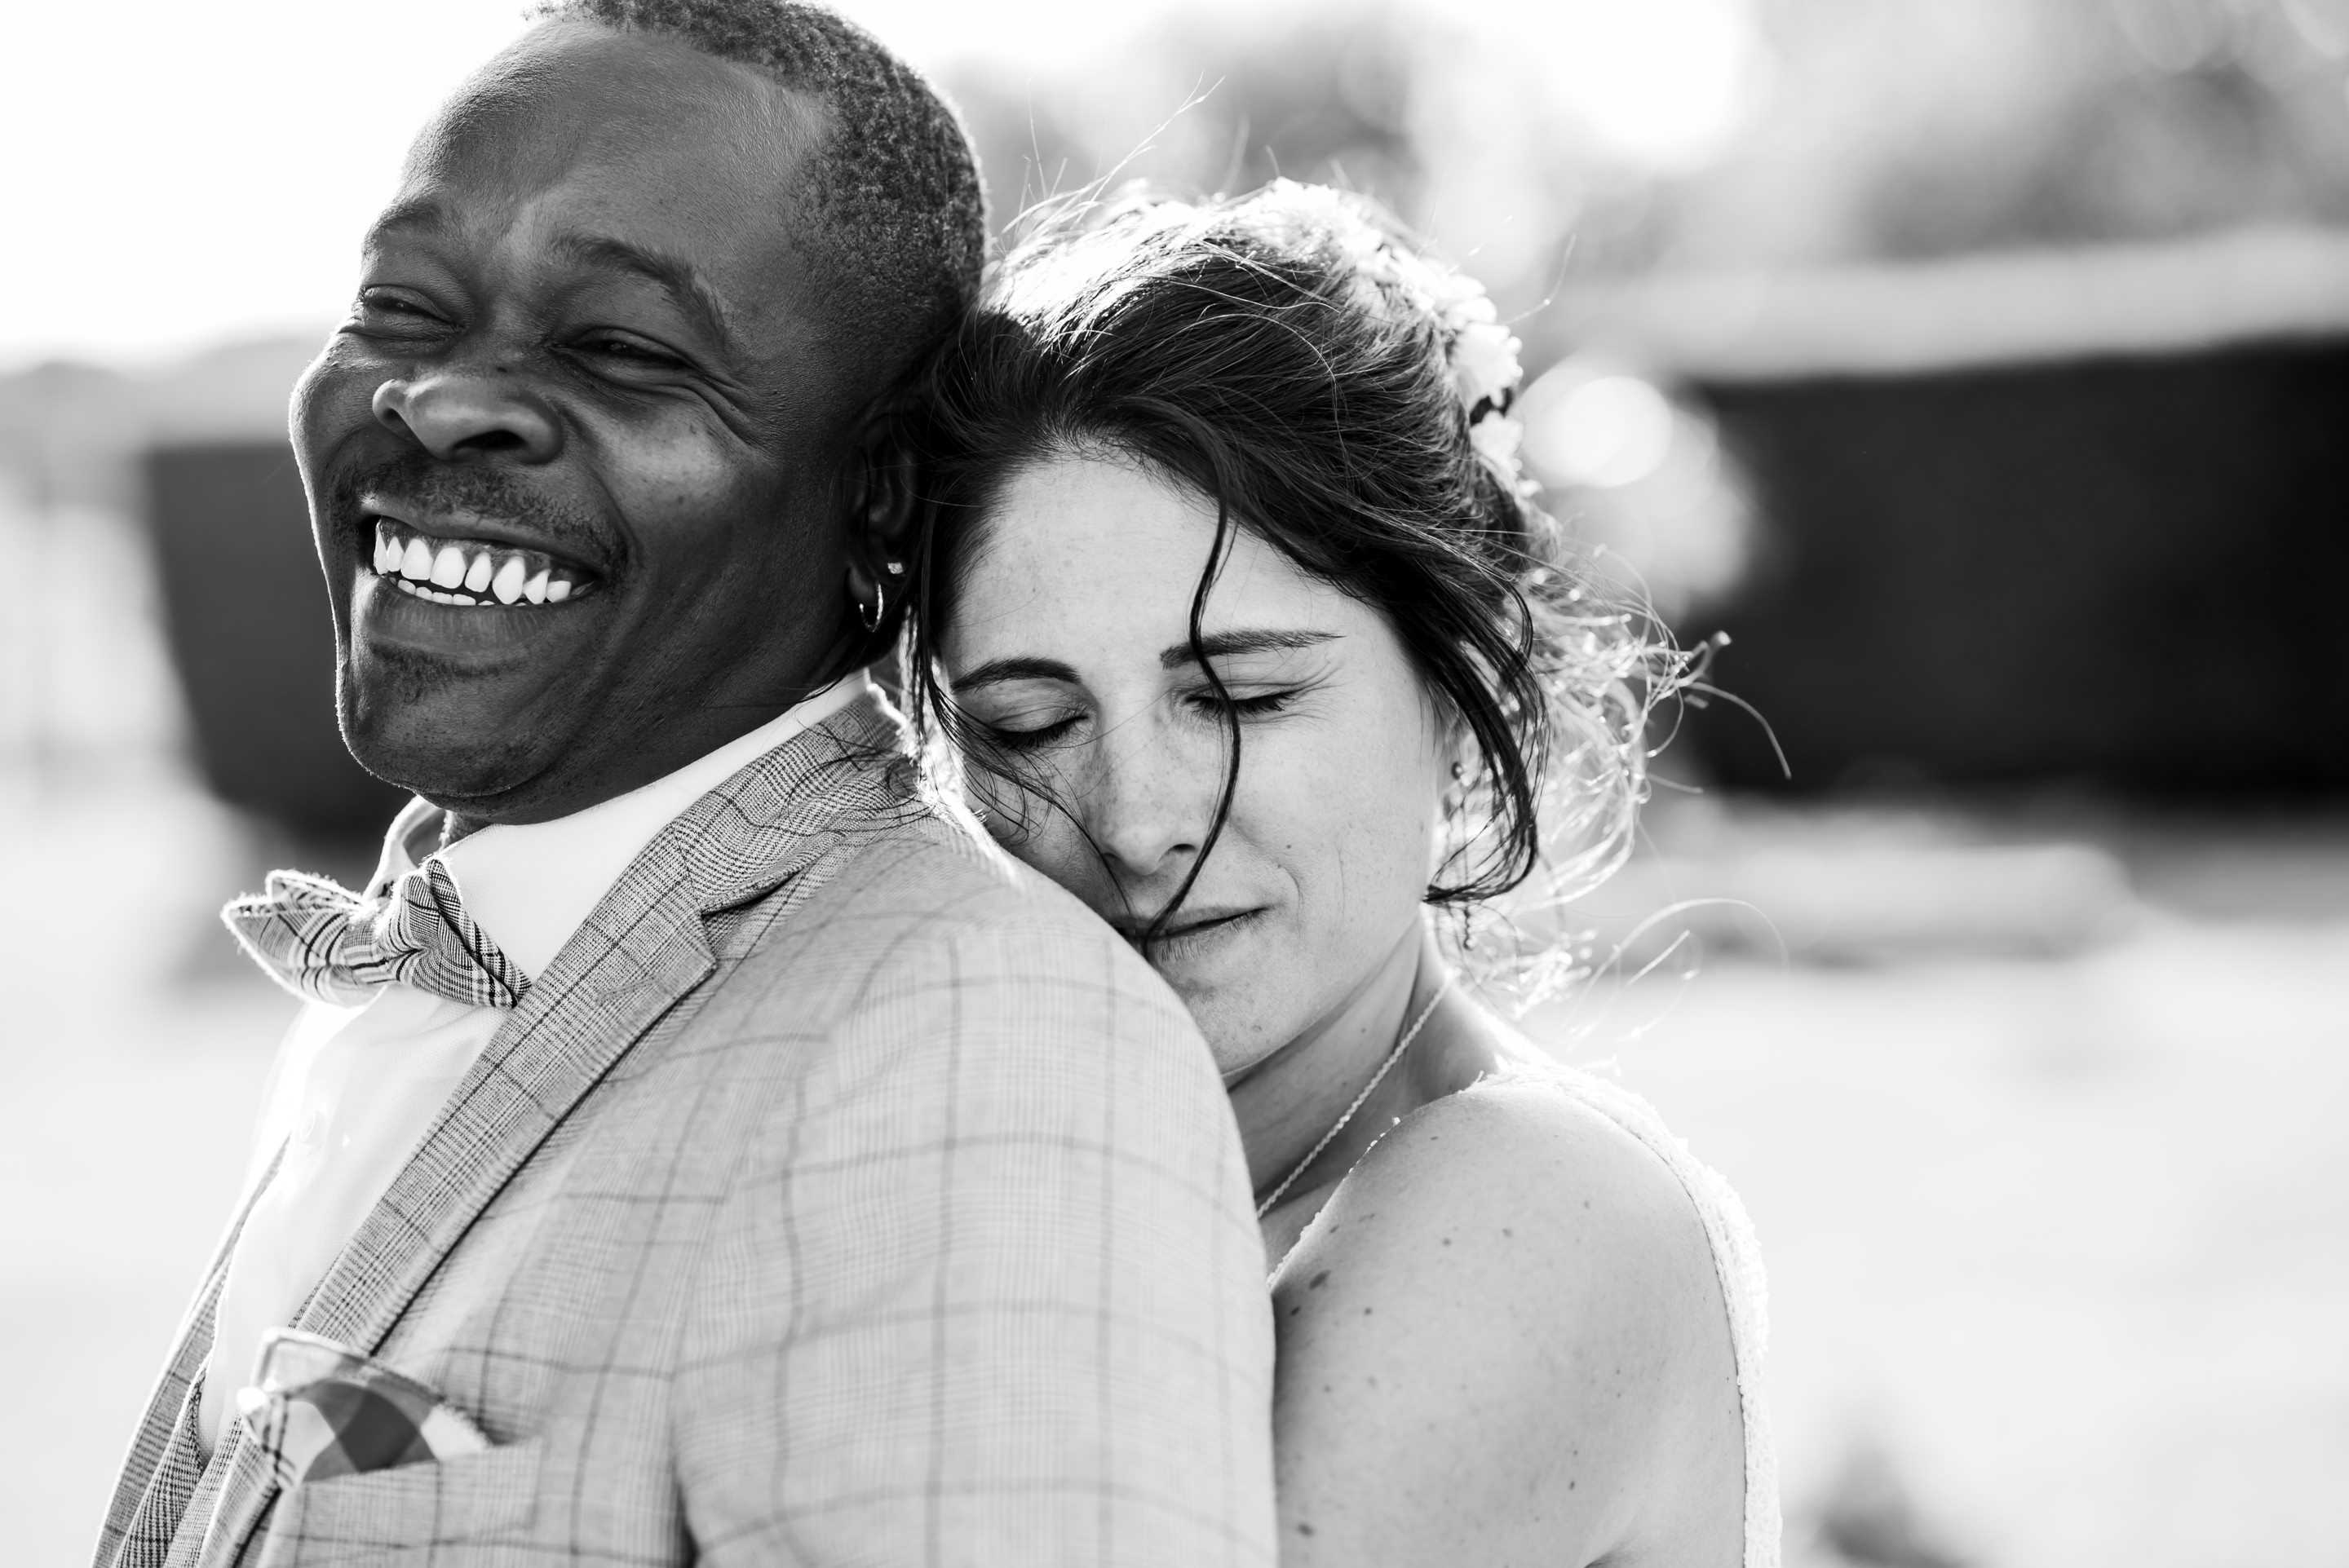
[{"xmin": 1255, "ymin": 977, "xmax": 1453, "ymax": 1221}]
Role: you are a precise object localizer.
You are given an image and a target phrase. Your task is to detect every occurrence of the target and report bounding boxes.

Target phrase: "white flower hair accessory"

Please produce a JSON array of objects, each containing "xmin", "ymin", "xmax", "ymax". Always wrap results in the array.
[
  {"xmin": 1440, "ymin": 285, "xmax": 1537, "ymax": 499},
  {"xmin": 1272, "ymin": 182, "xmax": 1535, "ymax": 500}
]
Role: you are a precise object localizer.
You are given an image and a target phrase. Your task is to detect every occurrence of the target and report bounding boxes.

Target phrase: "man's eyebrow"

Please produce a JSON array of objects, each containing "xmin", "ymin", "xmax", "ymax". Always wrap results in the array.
[
  {"xmin": 549, "ymin": 232, "xmax": 744, "ymax": 359},
  {"xmin": 365, "ymin": 197, "xmax": 458, "ymax": 244},
  {"xmin": 952, "ymin": 656, "xmax": 1082, "ymax": 692},
  {"xmin": 1160, "ymin": 629, "xmax": 1337, "ymax": 669}
]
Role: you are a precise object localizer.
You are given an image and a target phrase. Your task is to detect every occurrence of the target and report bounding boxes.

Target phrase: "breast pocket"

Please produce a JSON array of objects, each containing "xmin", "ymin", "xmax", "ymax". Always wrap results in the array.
[{"xmin": 254, "ymin": 1439, "xmax": 544, "ymax": 1567}]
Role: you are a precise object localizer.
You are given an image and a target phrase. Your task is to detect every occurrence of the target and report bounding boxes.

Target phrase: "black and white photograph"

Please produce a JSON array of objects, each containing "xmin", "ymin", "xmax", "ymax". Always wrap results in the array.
[{"xmin": 5, "ymin": 1, "xmax": 2347, "ymax": 1564}]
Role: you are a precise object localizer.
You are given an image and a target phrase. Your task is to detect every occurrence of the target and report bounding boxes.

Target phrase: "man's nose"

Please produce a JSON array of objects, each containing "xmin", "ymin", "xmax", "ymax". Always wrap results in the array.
[{"xmin": 371, "ymin": 369, "xmax": 562, "ymax": 462}]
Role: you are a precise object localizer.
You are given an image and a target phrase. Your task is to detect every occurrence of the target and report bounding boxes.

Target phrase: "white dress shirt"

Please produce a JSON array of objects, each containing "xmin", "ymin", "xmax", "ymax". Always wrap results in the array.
[{"xmin": 198, "ymin": 675, "xmax": 874, "ymax": 1450}]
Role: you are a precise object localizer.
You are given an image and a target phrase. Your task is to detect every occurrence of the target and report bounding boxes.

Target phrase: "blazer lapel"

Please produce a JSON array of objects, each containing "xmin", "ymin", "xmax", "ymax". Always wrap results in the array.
[
  {"xmin": 103, "ymin": 1278, "xmax": 222, "ymax": 1568},
  {"xmin": 189, "ymin": 696, "xmax": 916, "ymax": 1566},
  {"xmin": 95, "ymin": 1141, "xmax": 286, "ymax": 1568}
]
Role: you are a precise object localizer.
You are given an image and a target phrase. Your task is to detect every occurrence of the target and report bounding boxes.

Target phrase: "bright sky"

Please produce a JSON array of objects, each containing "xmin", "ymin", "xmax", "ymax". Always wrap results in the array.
[
  {"xmin": 0, "ymin": 0, "xmax": 1765, "ymax": 373},
  {"xmin": 0, "ymin": 0, "xmax": 1146, "ymax": 373}
]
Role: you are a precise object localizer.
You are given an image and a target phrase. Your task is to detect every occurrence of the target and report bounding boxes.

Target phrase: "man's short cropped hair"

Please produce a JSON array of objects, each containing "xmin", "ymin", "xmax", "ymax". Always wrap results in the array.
[{"xmin": 544, "ymin": 0, "xmax": 987, "ymax": 404}]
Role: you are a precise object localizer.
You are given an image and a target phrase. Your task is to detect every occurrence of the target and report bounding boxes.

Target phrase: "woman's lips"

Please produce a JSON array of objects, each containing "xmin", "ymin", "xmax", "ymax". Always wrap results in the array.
[{"xmin": 1112, "ymin": 907, "xmax": 1263, "ymax": 946}]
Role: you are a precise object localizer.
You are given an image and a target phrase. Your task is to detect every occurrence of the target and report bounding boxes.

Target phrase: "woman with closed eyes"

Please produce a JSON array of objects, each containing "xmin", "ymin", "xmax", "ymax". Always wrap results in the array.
[{"xmin": 902, "ymin": 182, "xmax": 1776, "ymax": 1567}]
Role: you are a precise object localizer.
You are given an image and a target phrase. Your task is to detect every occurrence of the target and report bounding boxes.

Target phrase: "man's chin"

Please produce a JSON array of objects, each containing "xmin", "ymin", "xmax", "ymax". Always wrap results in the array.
[
  {"xmin": 337, "ymin": 582, "xmax": 602, "ymax": 809},
  {"xmin": 340, "ymin": 674, "xmax": 569, "ymax": 813},
  {"xmin": 346, "ymin": 729, "xmax": 555, "ymax": 814}
]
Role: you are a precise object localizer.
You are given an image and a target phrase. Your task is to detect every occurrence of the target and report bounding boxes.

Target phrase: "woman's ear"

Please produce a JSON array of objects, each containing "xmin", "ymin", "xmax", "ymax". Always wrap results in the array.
[{"xmin": 1426, "ymin": 695, "xmax": 1476, "ymax": 793}]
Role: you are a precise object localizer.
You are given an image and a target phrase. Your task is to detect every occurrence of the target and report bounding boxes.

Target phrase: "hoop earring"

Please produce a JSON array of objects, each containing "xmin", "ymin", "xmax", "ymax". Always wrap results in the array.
[{"xmin": 857, "ymin": 580, "xmax": 885, "ymax": 634}]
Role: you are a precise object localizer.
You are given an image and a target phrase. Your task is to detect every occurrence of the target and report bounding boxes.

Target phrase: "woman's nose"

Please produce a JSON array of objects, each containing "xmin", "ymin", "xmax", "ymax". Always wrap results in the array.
[
  {"xmin": 1083, "ymin": 726, "xmax": 1214, "ymax": 881},
  {"xmin": 371, "ymin": 369, "xmax": 562, "ymax": 463}
]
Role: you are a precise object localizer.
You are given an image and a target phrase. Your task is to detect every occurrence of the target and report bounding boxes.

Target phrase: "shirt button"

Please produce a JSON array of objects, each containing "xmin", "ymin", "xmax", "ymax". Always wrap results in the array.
[{"xmin": 295, "ymin": 1108, "xmax": 327, "ymax": 1151}]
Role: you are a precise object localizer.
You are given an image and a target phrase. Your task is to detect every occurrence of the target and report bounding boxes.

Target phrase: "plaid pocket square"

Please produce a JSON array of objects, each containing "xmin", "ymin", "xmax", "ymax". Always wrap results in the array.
[{"xmin": 234, "ymin": 1328, "xmax": 490, "ymax": 1490}]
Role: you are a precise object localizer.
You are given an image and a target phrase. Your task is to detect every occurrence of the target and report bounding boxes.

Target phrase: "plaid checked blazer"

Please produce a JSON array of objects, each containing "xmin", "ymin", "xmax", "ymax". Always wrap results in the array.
[{"xmin": 93, "ymin": 696, "xmax": 1278, "ymax": 1568}]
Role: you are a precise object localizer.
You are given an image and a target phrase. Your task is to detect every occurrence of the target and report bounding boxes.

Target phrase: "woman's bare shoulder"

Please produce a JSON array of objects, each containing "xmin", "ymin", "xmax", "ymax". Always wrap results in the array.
[
  {"xmin": 1268, "ymin": 1075, "xmax": 1744, "ymax": 1566},
  {"xmin": 1277, "ymin": 1076, "xmax": 1733, "ymax": 1396}
]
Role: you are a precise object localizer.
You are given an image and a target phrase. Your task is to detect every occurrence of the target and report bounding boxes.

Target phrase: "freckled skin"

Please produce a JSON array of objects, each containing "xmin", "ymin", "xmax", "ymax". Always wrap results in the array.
[
  {"xmin": 942, "ymin": 454, "xmax": 1456, "ymax": 1195},
  {"xmin": 948, "ymin": 451, "xmax": 1749, "ymax": 1565},
  {"xmin": 294, "ymin": 22, "xmax": 886, "ymax": 828},
  {"xmin": 1266, "ymin": 1084, "xmax": 1746, "ymax": 1567}
]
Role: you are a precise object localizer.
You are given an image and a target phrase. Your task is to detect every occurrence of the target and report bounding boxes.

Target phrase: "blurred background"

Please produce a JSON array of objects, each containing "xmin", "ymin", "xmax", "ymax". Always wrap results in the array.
[{"xmin": 5, "ymin": 0, "xmax": 2347, "ymax": 1562}]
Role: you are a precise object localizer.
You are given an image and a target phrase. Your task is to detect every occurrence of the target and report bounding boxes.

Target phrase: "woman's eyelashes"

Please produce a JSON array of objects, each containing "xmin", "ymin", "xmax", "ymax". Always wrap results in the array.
[
  {"xmin": 972, "ymin": 671, "xmax": 1321, "ymax": 752},
  {"xmin": 991, "ymin": 713, "xmax": 1082, "ymax": 751},
  {"xmin": 1183, "ymin": 664, "xmax": 1330, "ymax": 724},
  {"xmin": 1183, "ymin": 686, "xmax": 1301, "ymax": 723},
  {"xmin": 970, "ymin": 694, "xmax": 1086, "ymax": 751}
]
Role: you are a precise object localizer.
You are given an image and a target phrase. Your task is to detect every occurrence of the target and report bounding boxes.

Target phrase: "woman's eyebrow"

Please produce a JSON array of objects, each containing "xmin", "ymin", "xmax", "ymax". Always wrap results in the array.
[
  {"xmin": 952, "ymin": 656, "xmax": 1081, "ymax": 691},
  {"xmin": 1160, "ymin": 629, "xmax": 1338, "ymax": 669}
]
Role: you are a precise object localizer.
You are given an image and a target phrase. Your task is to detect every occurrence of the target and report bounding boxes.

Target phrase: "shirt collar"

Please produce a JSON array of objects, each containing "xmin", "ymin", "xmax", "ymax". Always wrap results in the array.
[{"xmin": 369, "ymin": 673, "xmax": 876, "ymax": 983}]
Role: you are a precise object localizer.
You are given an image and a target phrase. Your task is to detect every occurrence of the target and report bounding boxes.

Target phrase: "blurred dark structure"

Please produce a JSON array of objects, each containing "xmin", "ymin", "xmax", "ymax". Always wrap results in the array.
[
  {"xmin": 1679, "ymin": 335, "xmax": 2349, "ymax": 794},
  {"xmin": 144, "ymin": 443, "xmax": 405, "ymax": 836},
  {"xmin": 5, "ymin": 0, "xmax": 2342, "ymax": 831}
]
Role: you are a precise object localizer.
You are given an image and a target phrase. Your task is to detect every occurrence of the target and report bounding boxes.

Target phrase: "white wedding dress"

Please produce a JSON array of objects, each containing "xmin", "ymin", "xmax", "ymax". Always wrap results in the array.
[{"xmin": 1492, "ymin": 1057, "xmax": 1781, "ymax": 1568}]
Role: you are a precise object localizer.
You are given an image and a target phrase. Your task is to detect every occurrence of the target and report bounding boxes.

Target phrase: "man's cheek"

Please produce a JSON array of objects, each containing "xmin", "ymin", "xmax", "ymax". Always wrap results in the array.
[{"xmin": 599, "ymin": 416, "xmax": 747, "ymax": 514}]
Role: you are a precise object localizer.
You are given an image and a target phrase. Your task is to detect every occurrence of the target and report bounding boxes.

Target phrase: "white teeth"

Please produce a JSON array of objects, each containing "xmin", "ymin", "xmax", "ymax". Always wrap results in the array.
[
  {"xmin": 491, "ymin": 555, "xmax": 526, "ymax": 604},
  {"xmin": 378, "ymin": 528, "xmax": 586, "ymax": 607}
]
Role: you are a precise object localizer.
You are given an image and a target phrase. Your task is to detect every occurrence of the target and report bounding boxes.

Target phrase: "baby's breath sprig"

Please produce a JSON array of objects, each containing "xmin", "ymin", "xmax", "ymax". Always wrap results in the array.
[{"xmin": 1273, "ymin": 180, "xmax": 1536, "ymax": 501}]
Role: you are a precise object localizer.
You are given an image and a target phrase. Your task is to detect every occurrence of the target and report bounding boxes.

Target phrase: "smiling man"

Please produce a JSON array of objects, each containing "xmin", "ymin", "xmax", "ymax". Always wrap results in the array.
[{"xmin": 91, "ymin": 6, "xmax": 1276, "ymax": 1566}]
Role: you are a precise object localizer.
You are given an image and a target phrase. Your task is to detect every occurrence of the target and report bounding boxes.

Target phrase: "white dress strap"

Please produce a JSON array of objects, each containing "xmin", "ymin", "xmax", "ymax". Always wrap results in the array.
[{"xmin": 1493, "ymin": 1059, "xmax": 1781, "ymax": 1568}]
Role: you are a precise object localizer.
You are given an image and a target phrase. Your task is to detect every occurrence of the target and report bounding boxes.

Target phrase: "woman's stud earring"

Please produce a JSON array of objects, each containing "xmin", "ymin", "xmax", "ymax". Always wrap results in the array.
[{"xmin": 883, "ymin": 559, "xmax": 906, "ymax": 576}]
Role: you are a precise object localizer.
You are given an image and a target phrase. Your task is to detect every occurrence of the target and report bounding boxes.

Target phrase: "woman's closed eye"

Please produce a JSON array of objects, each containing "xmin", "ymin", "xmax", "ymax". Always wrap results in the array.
[
  {"xmin": 1181, "ymin": 682, "xmax": 1312, "ymax": 724},
  {"xmin": 977, "ymin": 703, "xmax": 1086, "ymax": 751}
]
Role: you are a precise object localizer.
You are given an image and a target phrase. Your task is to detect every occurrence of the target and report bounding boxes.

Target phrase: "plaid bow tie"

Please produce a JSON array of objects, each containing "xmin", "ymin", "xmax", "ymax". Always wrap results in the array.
[{"xmin": 222, "ymin": 859, "xmax": 530, "ymax": 1009}]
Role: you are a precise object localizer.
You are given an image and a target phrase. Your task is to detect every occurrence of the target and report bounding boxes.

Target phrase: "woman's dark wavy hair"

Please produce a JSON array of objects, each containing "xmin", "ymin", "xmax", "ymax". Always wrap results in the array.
[{"xmin": 905, "ymin": 181, "xmax": 1663, "ymax": 956}]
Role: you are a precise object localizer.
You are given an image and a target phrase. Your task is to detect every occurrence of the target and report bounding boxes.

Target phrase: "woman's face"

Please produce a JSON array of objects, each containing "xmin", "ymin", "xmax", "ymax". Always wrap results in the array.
[{"xmin": 940, "ymin": 450, "xmax": 1454, "ymax": 1076}]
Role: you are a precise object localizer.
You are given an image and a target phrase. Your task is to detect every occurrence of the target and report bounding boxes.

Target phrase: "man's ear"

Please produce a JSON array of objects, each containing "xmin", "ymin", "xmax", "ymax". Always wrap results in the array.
[{"xmin": 843, "ymin": 404, "xmax": 921, "ymax": 578}]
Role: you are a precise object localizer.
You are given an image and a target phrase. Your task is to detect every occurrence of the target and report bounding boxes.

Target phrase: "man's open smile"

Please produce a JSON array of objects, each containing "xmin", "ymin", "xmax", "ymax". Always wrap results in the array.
[
  {"xmin": 292, "ymin": 15, "xmax": 867, "ymax": 818},
  {"xmin": 358, "ymin": 488, "xmax": 608, "ymax": 612},
  {"xmin": 347, "ymin": 492, "xmax": 618, "ymax": 664},
  {"xmin": 367, "ymin": 517, "xmax": 598, "ymax": 608},
  {"xmin": 342, "ymin": 477, "xmax": 623, "ymax": 667}
]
